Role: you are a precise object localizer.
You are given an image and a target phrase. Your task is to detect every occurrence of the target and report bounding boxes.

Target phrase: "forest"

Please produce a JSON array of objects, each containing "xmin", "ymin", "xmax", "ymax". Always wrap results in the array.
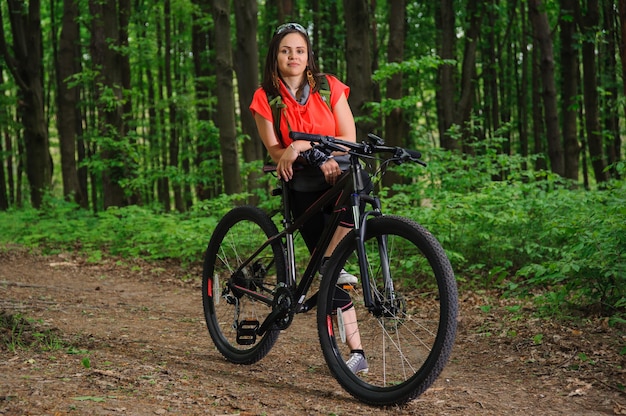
[{"xmin": 0, "ymin": 0, "xmax": 625, "ymax": 319}]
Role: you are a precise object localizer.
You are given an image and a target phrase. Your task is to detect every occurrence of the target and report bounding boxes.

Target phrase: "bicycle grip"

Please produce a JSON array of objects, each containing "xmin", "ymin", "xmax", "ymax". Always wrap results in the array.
[
  {"xmin": 289, "ymin": 132, "xmax": 326, "ymax": 142},
  {"xmin": 406, "ymin": 149, "xmax": 422, "ymax": 159}
]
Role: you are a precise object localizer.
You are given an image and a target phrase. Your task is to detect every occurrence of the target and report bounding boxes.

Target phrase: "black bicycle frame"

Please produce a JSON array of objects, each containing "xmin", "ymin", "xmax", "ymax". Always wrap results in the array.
[
  {"xmin": 228, "ymin": 152, "xmax": 387, "ymax": 333},
  {"xmin": 289, "ymin": 154, "xmax": 390, "ymax": 308}
]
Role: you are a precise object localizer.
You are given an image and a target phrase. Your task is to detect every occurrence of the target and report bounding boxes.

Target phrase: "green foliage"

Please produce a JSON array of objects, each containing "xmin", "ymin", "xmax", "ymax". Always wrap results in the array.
[
  {"xmin": 373, "ymin": 57, "xmax": 457, "ymax": 83},
  {"xmin": 1, "ymin": 145, "xmax": 624, "ymax": 321},
  {"xmin": 385, "ymin": 148, "xmax": 626, "ymax": 317},
  {"xmin": 0, "ymin": 193, "xmax": 245, "ymax": 266},
  {"xmin": 516, "ymin": 179, "xmax": 626, "ymax": 315}
]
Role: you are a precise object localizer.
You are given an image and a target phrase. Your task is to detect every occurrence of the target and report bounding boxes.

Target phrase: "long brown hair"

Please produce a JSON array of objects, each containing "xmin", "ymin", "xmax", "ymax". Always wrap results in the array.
[{"xmin": 261, "ymin": 23, "xmax": 323, "ymax": 97}]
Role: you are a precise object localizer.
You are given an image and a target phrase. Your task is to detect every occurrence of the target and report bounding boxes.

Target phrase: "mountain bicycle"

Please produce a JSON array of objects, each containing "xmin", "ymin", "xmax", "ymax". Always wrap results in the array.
[{"xmin": 202, "ymin": 131, "xmax": 458, "ymax": 406}]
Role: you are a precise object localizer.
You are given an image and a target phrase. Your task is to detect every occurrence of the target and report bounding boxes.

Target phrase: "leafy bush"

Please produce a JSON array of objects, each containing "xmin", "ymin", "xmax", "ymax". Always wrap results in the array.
[
  {"xmin": 387, "ymin": 150, "xmax": 626, "ymax": 316},
  {"xmin": 516, "ymin": 179, "xmax": 626, "ymax": 315},
  {"xmin": 0, "ymin": 193, "xmax": 243, "ymax": 266},
  {"xmin": 1, "ymin": 150, "xmax": 624, "ymax": 319}
]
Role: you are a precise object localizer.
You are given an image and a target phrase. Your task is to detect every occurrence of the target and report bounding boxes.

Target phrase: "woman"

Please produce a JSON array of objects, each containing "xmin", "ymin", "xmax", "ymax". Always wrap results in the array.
[{"xmin": 249, "ymin": 22, "xmax": 368, "ymax": 375}]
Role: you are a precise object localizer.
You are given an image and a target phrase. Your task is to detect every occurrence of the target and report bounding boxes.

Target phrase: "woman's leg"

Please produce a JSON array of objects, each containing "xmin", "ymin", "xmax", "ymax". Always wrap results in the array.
[
  {"xmin": 290, "ymin": 188, "xmax": 326, "ymax": 253},
  {"xmin": 292, "ymin": 190, "xmax": 367, "ymax": 371},
  {"xmin": 342, "ymin": 307, "xmax": 362, "ymax": 350}
]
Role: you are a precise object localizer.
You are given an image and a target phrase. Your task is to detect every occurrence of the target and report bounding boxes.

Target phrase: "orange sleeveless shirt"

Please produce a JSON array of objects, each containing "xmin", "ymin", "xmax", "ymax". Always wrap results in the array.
[{"xmin": 249, "ymin": 75, "xmax": 350, "ymax": 146}]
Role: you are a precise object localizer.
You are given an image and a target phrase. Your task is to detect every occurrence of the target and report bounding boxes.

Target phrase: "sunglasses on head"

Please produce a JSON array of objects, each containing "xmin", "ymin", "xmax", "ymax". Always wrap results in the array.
[{"xmin": 275, "ymin": 22, "xmax": 307, "ymax": 36}]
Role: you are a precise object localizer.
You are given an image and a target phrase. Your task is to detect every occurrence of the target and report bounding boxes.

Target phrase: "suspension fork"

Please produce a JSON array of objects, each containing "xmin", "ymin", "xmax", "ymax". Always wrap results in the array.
[
  {"xmin": 377, "ymin": 233, "xmax": 395, "ymax": 307},
  {"xmin": 353, "ymin": 192, "xmax": 387, "ymax": 311}
]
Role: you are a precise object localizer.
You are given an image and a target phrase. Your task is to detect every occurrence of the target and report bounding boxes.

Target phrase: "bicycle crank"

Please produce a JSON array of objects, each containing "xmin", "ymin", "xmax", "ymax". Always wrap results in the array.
[{"xmin": 257, "ymin": 285, "xmax": 294, "ymax": 335}]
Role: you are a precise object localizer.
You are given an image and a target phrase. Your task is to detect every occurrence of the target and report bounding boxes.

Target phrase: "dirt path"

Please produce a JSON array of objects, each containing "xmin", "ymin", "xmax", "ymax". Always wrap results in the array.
[{"xmin": 0, "ymin": 249, "xmax": 624, "ymax": 415}]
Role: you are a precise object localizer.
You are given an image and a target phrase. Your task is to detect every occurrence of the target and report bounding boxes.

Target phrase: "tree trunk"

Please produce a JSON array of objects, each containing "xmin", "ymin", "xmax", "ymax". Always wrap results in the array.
[
  {"xmin": 90, "ymin": 0, "xmax": 131, "ymax": 208},
  {"xmin": 518, "ymin": 0, "xmax": 530, "ymax": 165},
  {"xmin": 344, "ymin": 0, "xmax": 375, "ymax": 137},
  {"xmin": 3, "ymin": 133, "xmax": 15, "ymax": 208},
  {"xmin": 0, "ymin": 71, "xmax": 11, "ymax": 209},
  {"xmin": 0, "ymin": 93, "xmax": 7, "ymax": 210},
  {"xmin": 82, "ymin": 95, "xmax": 96, "ymax": 210},
  {"xmin": 0, "ymin": 138, "xmax": 6, "ymax": 210},
  {"xmin": 370, "ymin": 0, "xmax": 381, "ymax": 108},
  {"xmin": 531, "ymin": 39, "xmax": 547, "ymax": 171},
  {"xmin": 435, "ymin": 0, "xmax": 458, "ymax": 151},
  {"xmin": 164, "ymin": 0, "xmax": 185, "ymax": 211},
  {"xmin": 602, "ymin": 1, "xmax": 620, "ymax": 178},
  {"xmin": 270, "ymin": 0, "xmax": 295, "ymax": 22},
  {"xmin": 436, "ymin": 0, "xmax": 481, "ymax": 152},
  {"xmin": 619, "ymin": 0, "xmax": 626, "ymax": 127},
  {"xmin": 484, "ymin": 0, "xmax": 500, "ymax": 144},
  {"xmin": 382, "ymin": 0, "xmax": 408, "ymax": 191},
  {"xmin": 497, "ymin": 4, "xmax": 514, "ymax": 160},
  {"xmin": 192, "ymin": 0, "xmax": 219, "ymax": 200},
  {"xmin": 212, "ymin": 0, "xmax": 242, "ymax": 195},
  {"xmin": 578, "ymin": 0, "xmax": 609, "ymax": 183},
  {"xmin": 153, "ymin": 17, "xmax": 171, "ymax": 211},
  {"xmin": 234, "ymin": 0, "xmax": 265, "ymax": 203},
  {"xmin": 319, "ymin": 2, "xmax": 341, "ymax": 76},
  {"xmin": 1, "ymin": 0, "xmax": 52, "ymax": 209},
  {"xmin": 529, "ymin": 0, "xmax": 564, "ymax": 176},
  {"xmin": 559, "ymin": 0, "xmax": 580, "ymax": 181},
  {"xmin": 56, "ymin": 0, "xmax": 85, "ymax": 206},
  {"xmin": 119, "ymin": 0, "xmax": 139, "ymax": 205},
  {"xmin": 454, "ymin": 0, "xmax": 481, "ymax": 155}
]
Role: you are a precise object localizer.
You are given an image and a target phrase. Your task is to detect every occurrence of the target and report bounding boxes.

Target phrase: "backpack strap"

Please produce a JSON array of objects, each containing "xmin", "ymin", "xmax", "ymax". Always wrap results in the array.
[
  {"xmin": 267, "ymin": 75, "xmax": 332, "ymax": 146},
  {"xmin": 268, "ymin": 94, "xmax": 287, "ymax": 147},
  {"xmin": 318, "ymin": 75, "xmax": 332, "ymax": 112}
]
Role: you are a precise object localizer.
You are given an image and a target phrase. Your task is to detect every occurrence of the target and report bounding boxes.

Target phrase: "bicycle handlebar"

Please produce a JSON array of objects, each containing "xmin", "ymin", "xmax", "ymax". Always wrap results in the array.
[{"xmin": 289, "ymin": 132, "xmax": 426, "ymax": 166}]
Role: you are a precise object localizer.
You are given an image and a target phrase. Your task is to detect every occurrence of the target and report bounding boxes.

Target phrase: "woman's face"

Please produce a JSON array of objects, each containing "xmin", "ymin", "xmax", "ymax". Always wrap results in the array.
[{"xmin": 276, "ymin": 32, "xmax": 308, "ymax": 79}]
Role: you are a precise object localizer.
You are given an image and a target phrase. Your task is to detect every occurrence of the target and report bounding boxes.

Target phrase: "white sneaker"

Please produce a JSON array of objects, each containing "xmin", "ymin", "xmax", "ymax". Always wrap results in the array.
[
  {"xmin": 337, "ymin": 269, "xmax": 358, "ymax": 285},
  {"xmin": 346, "ymin": 352, "xmax": 369, "ymax": 374}
]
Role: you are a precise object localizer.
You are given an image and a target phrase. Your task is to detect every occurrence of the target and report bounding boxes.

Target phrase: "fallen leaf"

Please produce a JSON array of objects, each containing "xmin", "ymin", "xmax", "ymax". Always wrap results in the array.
[
  {"xmin": 567, "ymin": 388, "xmax": 586, "ymax": 397},
  {"xmin": 614, "ymin": 402, "xmax": 626, "ymax": 415}
]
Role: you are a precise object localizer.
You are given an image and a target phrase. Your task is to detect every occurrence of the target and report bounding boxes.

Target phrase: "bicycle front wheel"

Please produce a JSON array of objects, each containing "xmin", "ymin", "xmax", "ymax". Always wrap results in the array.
[
  {"xmin": 317, "ymin": 215, "xmax": 458, "ymax": 406},
  {"xmin": 202, "ymin": 205, "xmax": 286, "ymax": 364}
]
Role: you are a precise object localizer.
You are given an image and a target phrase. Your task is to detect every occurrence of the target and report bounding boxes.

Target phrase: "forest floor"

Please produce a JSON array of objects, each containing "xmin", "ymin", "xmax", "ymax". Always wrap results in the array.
[{"xmin": 0, "ymin": 247, "xmax": 625, "ymax": 416}]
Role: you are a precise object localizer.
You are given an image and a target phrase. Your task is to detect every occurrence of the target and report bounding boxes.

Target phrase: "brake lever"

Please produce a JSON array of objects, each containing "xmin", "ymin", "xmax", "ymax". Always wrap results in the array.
[
  {"xmin": 367, "ymin": 133, "xmax": 385, "ymax": 145},
  {"xmin": 393, "ymin": 148, "xmax": 427, "ymax": 166}
]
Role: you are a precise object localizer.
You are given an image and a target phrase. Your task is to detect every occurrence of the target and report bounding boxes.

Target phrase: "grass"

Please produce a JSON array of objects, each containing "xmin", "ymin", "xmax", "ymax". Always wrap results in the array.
[{"xmin": 0, "ymin": 311, "xmax": 66, "ymax": 352}]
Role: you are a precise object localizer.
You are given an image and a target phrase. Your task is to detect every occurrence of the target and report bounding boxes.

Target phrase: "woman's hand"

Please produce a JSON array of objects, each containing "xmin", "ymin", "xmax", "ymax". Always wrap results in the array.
[
  {"xmin": 320, "ymin": 157, "xmax": 342, "ymax": 185},
  {"xmin": 277, "ymin": 144, "xmax": 300, "ymax": 182}
]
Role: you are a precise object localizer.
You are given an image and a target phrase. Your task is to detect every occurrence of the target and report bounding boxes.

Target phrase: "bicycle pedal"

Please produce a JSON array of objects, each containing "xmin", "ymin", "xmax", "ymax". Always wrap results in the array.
[{"xmin": 236, "ymin": 320, "xmax": 259, "ymax": 345}]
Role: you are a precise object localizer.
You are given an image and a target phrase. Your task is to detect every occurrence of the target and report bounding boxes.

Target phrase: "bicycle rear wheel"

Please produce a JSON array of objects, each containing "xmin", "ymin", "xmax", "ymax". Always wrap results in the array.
[
  {"xmin": 317, "ymin": 215, "xmax": 457, "ymax": 406},
  {"xmin": 202, "ymin": 206, "xmax": 286, "ymax": 364}
]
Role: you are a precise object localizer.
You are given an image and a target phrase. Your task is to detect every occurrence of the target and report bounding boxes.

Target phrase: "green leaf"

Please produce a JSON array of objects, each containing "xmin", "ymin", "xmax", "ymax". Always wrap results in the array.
[{"xmin": 73, "ymin": 396, "xmax": 106, "ymax": 402}]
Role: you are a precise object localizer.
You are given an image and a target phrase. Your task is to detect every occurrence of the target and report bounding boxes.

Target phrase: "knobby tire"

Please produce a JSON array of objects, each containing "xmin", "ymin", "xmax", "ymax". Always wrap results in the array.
[
  {"xmin": 316, "ymin": 215, "xmax": 458, "ymax": 406},
  {"xmin": 202, "ymin": 206, "xmax": 286, "ymax": 365}
]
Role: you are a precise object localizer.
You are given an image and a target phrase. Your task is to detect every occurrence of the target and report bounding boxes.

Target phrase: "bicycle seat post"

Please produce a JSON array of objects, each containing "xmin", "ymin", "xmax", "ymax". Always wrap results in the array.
[{"xmin": 280, "ymin": 178, "xmax": 298, "ymax": 288}]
